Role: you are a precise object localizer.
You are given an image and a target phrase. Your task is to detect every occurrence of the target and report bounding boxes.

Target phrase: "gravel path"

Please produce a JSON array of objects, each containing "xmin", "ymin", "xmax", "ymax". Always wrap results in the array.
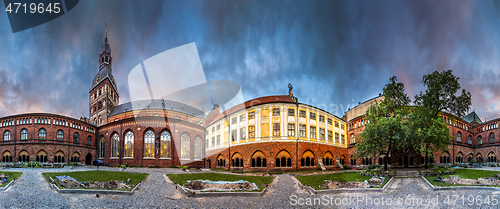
[{"xmin": 1, "ymin": 167, "xmax": 500, "ymax": 208}]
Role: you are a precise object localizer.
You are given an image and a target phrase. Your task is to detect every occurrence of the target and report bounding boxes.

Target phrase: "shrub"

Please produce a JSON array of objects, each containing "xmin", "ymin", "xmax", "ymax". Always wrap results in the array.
[{"xmin": 367, "ymin": 164, "xmax": 383, "ymax": 170}]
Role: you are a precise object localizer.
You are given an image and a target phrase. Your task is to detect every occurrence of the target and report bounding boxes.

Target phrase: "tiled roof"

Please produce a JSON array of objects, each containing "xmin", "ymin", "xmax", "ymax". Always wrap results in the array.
[
  {"xmin": 109, "ymin": 99, "xmax": 204, "ymax": 117},
  {"xmin": 463, "ymin": 111, "xmax": 483, "ymax": 124},
  {"xmin": 208, "ymin": 95, "xmax": 295, "ymax": 125}
]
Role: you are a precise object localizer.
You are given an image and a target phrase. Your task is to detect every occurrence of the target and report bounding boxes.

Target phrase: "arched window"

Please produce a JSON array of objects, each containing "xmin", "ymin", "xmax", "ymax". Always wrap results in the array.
[
  {"xmin": 36, "ymin": 150, "xmax": 47, "ymax": 163},
  {"xmin": 456, "ymin": 152, "xmax": 464, "ymax": 163},
  {"xmin": 124, "ymin": 131, "xmax": 134, "ymax": 157},
  {"xmin": 71, "ymin": 152, "xmax": 80, "ymax": 163},
  {"xmin": 216, "ymin": 155, "xmax": 225, "ymax": 167},
  {"xmin": 73, "ymin": 132, "xmax": 79, "ymax": 143},
  {"xmin": 468, "ymin": 153, "xmax": 473, "ymax": 163},
  {"xmin": 456, "ymin": 132, "xmax": 462, "ymax": 142},
  {"xmin": 180, "ymin": 133, "xmax": 190, "ymax": 159},
  {"xmin": 38, "ymin": 128, "xmax": 46, "ymax": 140},
  {"xmin": 99, "ymin": 136, "xmax": 105, "ymax": 159},
  {"xmin": 54, "ymin": 151, "xmax": 65, "ymax": 163},
  {"xmin": 87, "ymin": 136, "xmax": 92, "ymax": 145},
  {"xmin": 232, "ymin": 153, "xmax": 243, "ymax": 168},
  {"xmin": 301, "ymin": 151, "xmax": 316, "ymax": 167},
  {"xmin": 323, "ymin": 152, "xmax": 333, "ymax": 166},
  {"xmin": 3, "ymin": 131, "xmax": 9, "ymax": 141},
  {"xmin": 490, "ymin": 133, "xmax": 495, "ymax": 143},
  {"xmin": 2, "ymin": 151, "xmax": 12, "ymax": 163},
  {"xmin": 477, "ymin": 153, "xmax": 483, "ymax": 162},
  {"xmin": 111, "ymin": 133, "xmax": 119, "ymax": 158},
  {"xmin": 194, "ymin": 136, "xmax": 202, "ymax": 160},
  {"xmin": 488, "ymin": 152, "xmax": 497, "ymax": 163},
  {"xmin": 21, "ymin": 129, "xmax": 28, "ymax": 140},
  {"xmin": 350, "ymin": 133, "xmax": 355, "ymax": 144},
  {"xmin": 160, "ymin": 131, "xmax": 171, "ymax": 158},
  {"xmin": 251, "ymin": 151, "xmax": 266, "ymax": 167},
  {"xmin": 144, "ymin": 130, "xmax": 155, "ymax": 158},
  {"xmin": 468, "ymin": 135, "xmax": 472, "ymax": 144},
  {"xmin": 276, "ymin": 150, "xmax": 292, "ymax": 168},
  {"xmin": 478, "ymin": 136, "xmax": 483, "ymax": 145},
  {"xmin": 18, "ymin": 150, "xmax": 29, "ymax": 162},
  {"xmin": 56, "ymin": 130, "xmax": 64, "ymax": 141}
]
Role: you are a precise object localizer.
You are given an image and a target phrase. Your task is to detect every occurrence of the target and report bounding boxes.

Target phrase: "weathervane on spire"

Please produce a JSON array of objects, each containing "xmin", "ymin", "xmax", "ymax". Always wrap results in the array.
[{"xmin": 105, "ymin": 22, "xmax": 107, "ymax": 35}]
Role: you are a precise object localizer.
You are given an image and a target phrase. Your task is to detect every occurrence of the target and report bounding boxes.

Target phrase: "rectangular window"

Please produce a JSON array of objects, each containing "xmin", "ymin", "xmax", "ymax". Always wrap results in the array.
[
  {"xmin": 335, "ymin": 133, "xmax": 339, "ymax": 143},
  {"xmin": 335, "ymin": 121, "xmax": 339, "ymax": 128},
  {"xmin": 319, "ymin": 115, "xmax": 325, "ymax": 123},
  {"xmin": 232, "ymin": 117, "xmax": 237, "ymax": 125},
  {"xmin": 273, "ymin": 108, "xmax": 280, "ymax": 116},
  {"xmin": 217, "ymin": 135, "xmax": 221, "ymax": 145},
  {"xmin": 341, "ymin": 134, "xmax": 345, "ymax": 144},
  {"xmin": 206, "ymin": 139, "xmax": 208, "ymax": 148},
  {"xmin": 211, "ymin": 137, "xmax": 215, "ymax": 146},
  {"xmin": 299, "ymin": 110, "xmax": 306, "ymax": 118},
  {"xmin": 300, "ymin": 125, "xmax": 307, "ymax": 137},
  {"xmin": 288, "ymin": 109, "xmax": 295, "ymax": 116},
  {"xmin": 240, "ymin": 114, "xmax": 246, "ymax": 122},
  {"xmin": 310, "ymin": 112, "xmax": 316, "ymax": 120},
  {"xmin": 248, "ymin": 112, "xmax": 255, "ymax": 119},
  {"xmin": 232, "ymin": 130, "xmax": 237, "ymax": 141},
  {"xmin": 273, "ymin": 123, "xmax": 280, "ymax": 136},
  {"xmin": 216, "ymin": 124, "xmax": 221, "ymax": 131},
  {"xmin": 319, "ymin": 128, "xmax": 325, "ymax": 140},
  {"xmin": 248, "ymin": 126, "xmax": 255, "ymax": 138},
  {"xmin": 212, "ymin": 127, "xmax": 215, "ymax": 133},
  {"xmin": 341, "ymin": 124, "xmax": 345, "ymax": 130},
  {"xmin": 288, "ymin": 123, "xmax": 295, "ymax": 136},
  {"xmin": 327, "ymin": 118, "xmax": 332, "ymax": 125},
  {"xmin": 328, "ymin": 130, "xmax": 333, "ymax": 142},
  {"xmin": 310, "ymin": 126, "xmax": 316, "ymax": 138},
  {"xmin": 240, "ymin": 127, "xmax": 246, "ymax": 140}
]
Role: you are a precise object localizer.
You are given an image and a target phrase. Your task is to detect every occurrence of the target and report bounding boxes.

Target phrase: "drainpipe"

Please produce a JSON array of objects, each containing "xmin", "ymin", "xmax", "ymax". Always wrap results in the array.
[
  {"xmin": 228, "ymin": 117, "xmax": 231, "ymax": 171},
  {"xmin": 295, "ymin": 99, "xmax": 299, "ymax": 172}
]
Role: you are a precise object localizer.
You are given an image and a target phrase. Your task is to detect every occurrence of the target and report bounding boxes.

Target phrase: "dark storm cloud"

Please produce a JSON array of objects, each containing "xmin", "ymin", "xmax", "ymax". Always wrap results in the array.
[{"xmin": 0, "ymin": 0, "xmax": 499, "ymax": 121}]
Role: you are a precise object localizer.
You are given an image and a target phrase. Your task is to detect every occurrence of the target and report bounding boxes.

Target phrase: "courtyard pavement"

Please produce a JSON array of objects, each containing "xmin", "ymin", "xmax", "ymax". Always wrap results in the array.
[{"xmin": 0, "ymin": 167, "xmax": 498, "ymax": 208}]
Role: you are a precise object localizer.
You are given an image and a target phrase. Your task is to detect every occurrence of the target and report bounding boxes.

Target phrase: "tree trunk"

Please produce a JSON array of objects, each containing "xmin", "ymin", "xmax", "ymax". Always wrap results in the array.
[{"xmin": 384, "ymin": 156, "xmax": 388, "ymax": 170}]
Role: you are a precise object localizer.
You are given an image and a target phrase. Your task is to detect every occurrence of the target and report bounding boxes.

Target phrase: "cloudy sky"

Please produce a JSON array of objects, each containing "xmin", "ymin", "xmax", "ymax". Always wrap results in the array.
[{"xmin": 0, "ymin": 0, "xmax": 499, "ymax": 121}]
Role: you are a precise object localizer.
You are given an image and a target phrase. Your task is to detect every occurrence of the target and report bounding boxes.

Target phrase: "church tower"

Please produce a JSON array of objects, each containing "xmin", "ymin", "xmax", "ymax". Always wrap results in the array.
[{"xmin": 89, "ymin": 30, "xmax": 119, "ymax": 126}]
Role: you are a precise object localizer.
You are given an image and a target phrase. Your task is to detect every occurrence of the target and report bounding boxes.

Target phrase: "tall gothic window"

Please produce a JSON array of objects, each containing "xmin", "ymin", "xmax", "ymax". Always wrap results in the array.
[
  {"xmin": 124, "ymin": 131, "xmax": 134, "ymax": 157},
  {"xmin": 56, "ymin": 130, "xmax": 63, "ymax": 141},
  {"xmin": 144, "ymin": 130, "xmax": 155, "ymax": 158},
  {"xmin": 111, "ymin": 133, "xmax": 119, "ymax": 158},
  {"xmin": 4, "ymin": 131, "xmax": 10, "ymax": 141},
  {"xmin": 39, "ymin": 128, "xmax": 46, "ymax": 140},
  {"xmin": 194, "ymin": 136, "xmax": 202, "ymax": 160},
  {"xmin": 73, "ymin": 132, "xmax": 79, "ymax": 143},
  {"xmin": 87, "ymin": 136, "xmax": 92, "ymax": 145},
  {"xmin": 99, "ymin": 136, "xmax": 105, "ymax": 158},
  {"xmin": 21, "ymin": 129, "xmax": 28, "ymax": 140},
  {"xmin": 160, "ymin": 131, "xmax": 171, "ymax": 158},
  {"xmin": 490, "ymin": 133, "xmax": 495, "ymax": 143},
  {"xmin": 181, "ymin": 133, "xmax": 190, "ymax": 159},
  {"xmin": 478, "ymin": 135, "xmax": 483, "ymax": 145},
  {"xmin": 457, "ymin": 132, "xmax": 462, "ymax": 142},
  {"xmin": 468, "ymin": 135, "xmax": 472, "ymax": 144}
]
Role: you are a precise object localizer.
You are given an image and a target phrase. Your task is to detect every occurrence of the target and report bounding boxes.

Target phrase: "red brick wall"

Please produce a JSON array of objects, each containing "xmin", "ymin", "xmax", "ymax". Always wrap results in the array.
[{"xmin": 205, "ymin": 141, "xmax": 347, "ymax": 171}]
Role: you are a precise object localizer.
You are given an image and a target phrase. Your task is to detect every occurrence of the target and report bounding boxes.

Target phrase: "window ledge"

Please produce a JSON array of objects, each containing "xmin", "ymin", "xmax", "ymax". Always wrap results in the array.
[
  {"xmin": 179, "ymin": 158, "xmax": 191, "ymax": 161},
  {"xmin": 122, "ymin": 157, "xmax": 134, "ymax": 159},
  {"xmin": 143, "ymin": 157, "xmax": 155, "ymax": 160},
  {"xmin": 193, "ymin": 159, "xmax": 203, "ymax": 161},
  {"xmin": 109, "ymin": 157, "xmax": 119, "ymax": 159},
  {"xmin": 159, "ymin": 158, "xmax": 172, "ymax": 160}
]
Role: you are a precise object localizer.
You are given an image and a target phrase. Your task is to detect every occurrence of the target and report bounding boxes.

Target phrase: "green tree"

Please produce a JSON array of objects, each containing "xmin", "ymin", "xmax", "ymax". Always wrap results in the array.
[
  {"xmin": 355, "ymin": 76, "xmax": 410, "ymax": 170},
  {"xmin": 410, "ymin": 70, "xmax": 472, "ymax": 169}
]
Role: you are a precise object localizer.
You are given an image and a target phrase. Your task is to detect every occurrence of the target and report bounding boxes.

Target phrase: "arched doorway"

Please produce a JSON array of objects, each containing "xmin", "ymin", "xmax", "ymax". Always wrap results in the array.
[{"xmin": 85, "ymin": 153, "xmax": 92, "ymax": 165}]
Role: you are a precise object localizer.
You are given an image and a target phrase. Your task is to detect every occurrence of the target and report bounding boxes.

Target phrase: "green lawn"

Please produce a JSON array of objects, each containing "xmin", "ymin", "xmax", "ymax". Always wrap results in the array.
[
  {"xmin": 166, "ymin": 173, "xmax": 274, "ymax": 192},
  {"xmin": 42, "ymin": 170, "xmax": 149, "ymax": 190},
  {"xmin": 295, "ymin": 172, "xmax": 389, "ymax": 190},
  {"xmin": 0, "ymin": 171, "xmax": 22, "ymax": 187},
  {"xmin": 424, "ymin": 169, "xmax": 500, "ymax": 187}
]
